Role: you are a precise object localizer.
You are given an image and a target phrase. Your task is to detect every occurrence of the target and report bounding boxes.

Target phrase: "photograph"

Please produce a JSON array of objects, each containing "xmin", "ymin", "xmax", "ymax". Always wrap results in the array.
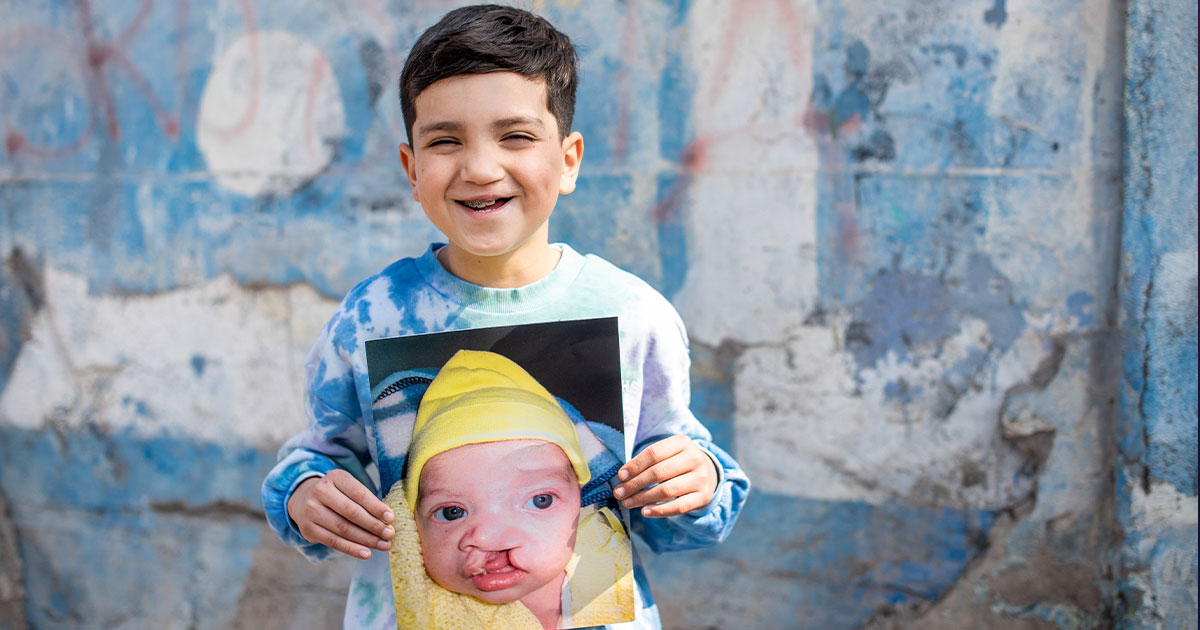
[{"xmin": 366, "ymin": 318, "xmax": 635, "ymax": 629}]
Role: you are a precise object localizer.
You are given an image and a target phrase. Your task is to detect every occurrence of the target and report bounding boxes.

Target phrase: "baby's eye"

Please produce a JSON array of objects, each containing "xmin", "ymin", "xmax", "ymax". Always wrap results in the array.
[
  {"xmin": 434, "ymin": 506, "xmax": 467, "ymax": 522},
  {"xmin": 525, "ymin": 494, "xmax": 555, "ymax": 510}
]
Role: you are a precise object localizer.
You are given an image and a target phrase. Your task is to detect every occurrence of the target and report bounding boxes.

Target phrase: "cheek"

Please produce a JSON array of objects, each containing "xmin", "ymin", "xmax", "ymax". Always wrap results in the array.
[
  {"xmin": 415, "ymin": 161, "xmax": 450, "ymax": 188},
  {"xmin": 418, "ymin": 528, "xmax": 460, "ymax": 574},
  {"xmin": 543, "ymin": 510, "xmax": 580, "ymax": 552}
]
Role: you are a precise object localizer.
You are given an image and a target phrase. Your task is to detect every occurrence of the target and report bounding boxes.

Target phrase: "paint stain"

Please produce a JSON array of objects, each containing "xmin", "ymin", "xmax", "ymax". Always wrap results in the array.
[
  {"xmin": 851, "ymin": 129, "xmax": 896, "ymax": 162},
  {"xmin": 847, "ymin": 256, "xmax": 1025, "ymax": 378},
  {"xmin": 1066, "ymin": 291, "xmax": 1096, "ymax": 328},
  {"xmin": 928, "ymin": 44, "xmax": 969, "ymax": 69},
  {"xmin": 357, "ymin": 39, "xmax": 386, "ymax": 107},
  {"xmin": 984, "ymin": 0, "xmax": 1007, "ymax": 28}
]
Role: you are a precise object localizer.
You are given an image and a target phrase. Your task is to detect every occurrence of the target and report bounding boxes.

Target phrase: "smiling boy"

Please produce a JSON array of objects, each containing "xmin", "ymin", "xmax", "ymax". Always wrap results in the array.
[
  {"xmin": 262, "ymin": 5, "xmax": 750, "ymax": 629},
  {"xmin": 399, "ymin": 70, "xmax": 581, "ymax": 289}
]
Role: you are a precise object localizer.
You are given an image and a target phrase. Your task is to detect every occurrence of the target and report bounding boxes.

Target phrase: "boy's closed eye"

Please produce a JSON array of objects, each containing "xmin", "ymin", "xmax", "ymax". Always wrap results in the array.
[{"xmin": 501, "ymin": 133, "xmax": 537, "ymax": 145}]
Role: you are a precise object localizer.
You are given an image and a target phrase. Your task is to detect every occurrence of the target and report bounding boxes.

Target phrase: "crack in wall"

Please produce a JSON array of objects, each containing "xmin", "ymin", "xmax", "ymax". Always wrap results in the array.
[
  {"xmin": 0, "ymin": 487, "xmax": 29, "ymax": 630},
  {"xmin": 149, "ymin": 500, "xmax": 266, "ymax": 523}
]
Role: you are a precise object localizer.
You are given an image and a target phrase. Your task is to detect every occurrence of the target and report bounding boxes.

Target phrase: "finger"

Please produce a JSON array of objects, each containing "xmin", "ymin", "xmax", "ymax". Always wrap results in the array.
[
  {"xmin": 620, "ymin": 470, "xmax": 702, "ymax": 508},
  {"xmin": 616, "ymin": 445, "xmax": 694, "ymax": 498},
  {"xmin": 308, "ymin": 521, "xmax": 377, "ymax": 559},
  {"xmin": 638, "ymin": 492, "xmax": 710, "ymax": 518},
  {"xmin": 616, "ymin": 448, "xmax": 708, "ymax": 500},
  {"xmin": 309, "ymin": 503, "xmax": 392, "ymax": 552},
  {"xmin": 314, "ymin": 475, "xmax": 393, "ymax": 537},
  {"xmin": 617, "ymin": 463, "xmax": 692, "ymax": 505},
  {"xmin": 319, "ymin": 484, "xmax": 393, "ymax": 537},
  {"xmin": 618, "ymin": 435, "xmax": 690, "ymax": 484},
  {"xmin": 328, "ymin": 470, "xmax": 395, "ymax": 524}
]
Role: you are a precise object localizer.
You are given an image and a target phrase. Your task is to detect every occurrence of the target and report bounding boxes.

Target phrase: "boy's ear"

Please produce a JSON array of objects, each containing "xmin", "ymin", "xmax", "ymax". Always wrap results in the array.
[
  {"xmin": 398, "ymin": 143, "xmax": 420, "ymax": 202},
  {"xmin": 558, "ymin": 131, "xmax": 584, "ymax": 195}
]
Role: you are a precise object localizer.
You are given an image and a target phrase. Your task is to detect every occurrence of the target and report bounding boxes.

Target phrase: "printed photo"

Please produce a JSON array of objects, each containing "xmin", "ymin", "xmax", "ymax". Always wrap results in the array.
[{"xmin": 364, "ymin": 318, "xmax": 634, "ymax": 630}]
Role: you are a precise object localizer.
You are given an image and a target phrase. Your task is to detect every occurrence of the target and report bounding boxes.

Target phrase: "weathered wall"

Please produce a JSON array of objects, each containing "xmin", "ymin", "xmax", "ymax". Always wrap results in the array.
[
  {"xmin": 1115, "ymin": 0, "xmax": 1199, "ymax": 627},
  {"xmin": 0, "ymin": 0, "xmax": 1192, "ymax": 628}
]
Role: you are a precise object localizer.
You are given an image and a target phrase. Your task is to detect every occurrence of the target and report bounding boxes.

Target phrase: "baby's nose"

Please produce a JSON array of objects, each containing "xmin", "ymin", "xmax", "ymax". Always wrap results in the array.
[{"xmin": 459, "ymin": 517, "xmax": 523, "ymax": 551}]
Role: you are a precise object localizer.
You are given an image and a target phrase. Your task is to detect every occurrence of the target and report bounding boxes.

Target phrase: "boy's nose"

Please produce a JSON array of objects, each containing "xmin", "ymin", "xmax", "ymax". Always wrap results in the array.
[{"xmin": 459, "ymin": 146, "xmax": 504, "ymax": 184}]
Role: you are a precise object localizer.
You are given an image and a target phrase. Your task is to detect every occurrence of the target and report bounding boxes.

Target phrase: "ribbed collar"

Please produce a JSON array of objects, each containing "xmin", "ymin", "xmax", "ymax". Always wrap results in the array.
[{"xmin": 414, "ymin": 243, "xmax": 586, "ymax": 314}]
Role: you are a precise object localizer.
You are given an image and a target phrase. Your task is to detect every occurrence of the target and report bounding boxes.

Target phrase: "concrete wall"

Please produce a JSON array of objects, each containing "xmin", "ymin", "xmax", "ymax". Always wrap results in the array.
[
  {"xmin": 0, "ymin": 0, "xmax": 1193, "ymax": 628},
  {"xmin": 1115, "ymin": 0, "xmax": 1199, "ymax": 627}
]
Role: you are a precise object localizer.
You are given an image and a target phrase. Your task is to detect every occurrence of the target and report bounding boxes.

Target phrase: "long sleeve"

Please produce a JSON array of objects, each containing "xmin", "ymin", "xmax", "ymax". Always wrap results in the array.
[
  {"xmin": 622, "ymin": 297, "xmax": 750, "ymax": 553},
  {"xmin": 262, "ymin": 298, "xmax": 377, "ymax": 562}
]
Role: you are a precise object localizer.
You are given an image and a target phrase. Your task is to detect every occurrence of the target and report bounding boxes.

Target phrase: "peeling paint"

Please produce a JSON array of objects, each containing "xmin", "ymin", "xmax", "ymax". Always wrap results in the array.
[{"xmin": 0, "ymin": 266, "xmax": 334, "ymax": 446}]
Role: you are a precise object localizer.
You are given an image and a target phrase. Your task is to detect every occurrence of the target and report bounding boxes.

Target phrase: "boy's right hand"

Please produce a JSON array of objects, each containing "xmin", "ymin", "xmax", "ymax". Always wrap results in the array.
[{"xmin": 287, "ymin": 470, "xmax": 395, "ymax": 559}]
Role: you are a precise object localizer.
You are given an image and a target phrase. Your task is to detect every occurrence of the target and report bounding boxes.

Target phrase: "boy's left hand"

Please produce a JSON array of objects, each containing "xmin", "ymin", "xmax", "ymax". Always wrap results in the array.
[{"xmin": 613, "ymin": 435, "xmax": 719, "ymax": 518}]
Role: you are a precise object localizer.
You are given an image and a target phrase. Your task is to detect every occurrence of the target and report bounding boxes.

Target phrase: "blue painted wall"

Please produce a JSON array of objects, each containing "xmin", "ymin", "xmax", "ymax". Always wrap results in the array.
[
  {"xmin": 0, "ymin": 0, "xmax": 1194, "ymax": 628},
  {"xmin": 1116, "ymin": 0, "xmax": 1199, "ymax": 627}
]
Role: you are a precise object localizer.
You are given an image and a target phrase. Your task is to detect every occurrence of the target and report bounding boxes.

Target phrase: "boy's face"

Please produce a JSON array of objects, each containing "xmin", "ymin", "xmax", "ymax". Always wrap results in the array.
[
  {"xmin": 399, "ymin": 72, "xmax": 584, "ymax": 273},
  {"xmin": 415, "ymin": 439, "xmax": 581, "ymax": 606}
]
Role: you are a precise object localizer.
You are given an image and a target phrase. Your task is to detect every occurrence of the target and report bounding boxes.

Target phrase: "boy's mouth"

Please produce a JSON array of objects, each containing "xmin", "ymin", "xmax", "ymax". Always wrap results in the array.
[{"xmin": 457, "ymin": 197, "xmax": 512, "ymax": 212}]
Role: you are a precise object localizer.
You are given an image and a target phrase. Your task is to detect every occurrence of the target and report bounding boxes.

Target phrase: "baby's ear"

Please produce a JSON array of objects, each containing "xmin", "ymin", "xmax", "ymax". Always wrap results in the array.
[{"xmin": 558, "ymin": 131, "xmax": 584, "ymax": 195}]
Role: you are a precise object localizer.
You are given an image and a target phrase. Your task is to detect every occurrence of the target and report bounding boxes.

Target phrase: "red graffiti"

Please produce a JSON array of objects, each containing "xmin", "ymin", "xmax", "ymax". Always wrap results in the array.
[
  {"xmin": 650, "ymin": 1, "xmax": 817, "ymax": 226},
  {"xmin": 0, "ymin": 0, "xmax": 200, "ymax": 159}
]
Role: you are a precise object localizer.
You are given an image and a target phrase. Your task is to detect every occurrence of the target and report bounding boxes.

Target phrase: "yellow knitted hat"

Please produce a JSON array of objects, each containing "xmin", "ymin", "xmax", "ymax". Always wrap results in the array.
[{"xmin": 403, "ymin": 349, "xmax": 591, "ymax": 509}]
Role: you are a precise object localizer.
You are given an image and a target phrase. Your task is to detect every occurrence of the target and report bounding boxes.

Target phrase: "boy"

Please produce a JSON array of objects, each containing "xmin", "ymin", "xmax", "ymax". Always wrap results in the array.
[
  {"xmin": 262, "ymin": 5, "xmax": 750, "ymax": 629},
  {"xmin": 383, "ymin": 349, "xmax": 634, "ymax": 629}
]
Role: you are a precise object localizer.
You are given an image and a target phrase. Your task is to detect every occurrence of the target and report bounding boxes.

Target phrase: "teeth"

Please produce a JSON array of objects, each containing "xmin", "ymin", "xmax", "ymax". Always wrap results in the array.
[{"xmin": 464, "ymin": 199, "xmax": 497, "ymax": 209}]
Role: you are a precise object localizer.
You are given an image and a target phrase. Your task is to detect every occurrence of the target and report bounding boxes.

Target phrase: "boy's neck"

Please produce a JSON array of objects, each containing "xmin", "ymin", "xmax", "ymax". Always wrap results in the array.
[{"xmin": 437, "ymin": 242, "xmax": 562, "ymax": 289}]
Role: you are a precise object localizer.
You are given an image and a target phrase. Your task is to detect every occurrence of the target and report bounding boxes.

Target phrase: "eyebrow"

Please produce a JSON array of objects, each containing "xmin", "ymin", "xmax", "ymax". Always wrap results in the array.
[
  {"xmin": 416, "ymin": 116, "xmax": 545, "ymax": 139},
  {"xmin": 417, "ymin": 487, "xmax": 450, "ymax": 504},
  {"xmin": 492, "ymin": 116, "xmax": 545, "ymax": 131},
  {"xmin": 510, "ymin": 465, "xmax": 577, "ymax": 488},
  {"xmin": 418, "ymin": 467, "xmax": 576, "ymax": 505}
]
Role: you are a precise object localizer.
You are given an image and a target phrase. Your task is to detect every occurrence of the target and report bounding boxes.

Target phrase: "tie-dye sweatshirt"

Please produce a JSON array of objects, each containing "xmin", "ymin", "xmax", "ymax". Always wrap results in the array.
[{"xmin": 262, "ymin": 243, "xmax": 750, "ymax": 630}]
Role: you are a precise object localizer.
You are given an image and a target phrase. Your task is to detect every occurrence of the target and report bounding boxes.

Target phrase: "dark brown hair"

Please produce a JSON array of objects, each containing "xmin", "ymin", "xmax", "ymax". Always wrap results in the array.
[{"xmin": 399, "ymin": 4, "xmax": 579, "ymax": 142}]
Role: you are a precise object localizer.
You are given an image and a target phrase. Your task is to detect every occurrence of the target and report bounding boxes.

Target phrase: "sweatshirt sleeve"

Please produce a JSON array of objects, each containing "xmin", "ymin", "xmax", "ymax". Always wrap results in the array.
[
  {"xmin": 262, "ymin": 300, "xmax": 375, "ymax": 562},
  {"xmin": 625, "ymin": 298, "xmax": 750, "ymax": 553}
]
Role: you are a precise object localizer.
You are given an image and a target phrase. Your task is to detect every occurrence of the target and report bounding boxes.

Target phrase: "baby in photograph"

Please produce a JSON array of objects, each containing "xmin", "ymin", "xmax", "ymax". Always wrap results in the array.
[{"xmin": 384, "ymin": 350, "xmax": 633, "ymax": 630}]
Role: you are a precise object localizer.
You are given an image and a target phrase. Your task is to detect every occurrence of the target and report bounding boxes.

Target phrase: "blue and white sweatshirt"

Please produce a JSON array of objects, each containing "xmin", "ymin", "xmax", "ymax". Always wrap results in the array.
[{"xmin": 262, "ymin": 243, "xmax": 750, "ymax": 630}]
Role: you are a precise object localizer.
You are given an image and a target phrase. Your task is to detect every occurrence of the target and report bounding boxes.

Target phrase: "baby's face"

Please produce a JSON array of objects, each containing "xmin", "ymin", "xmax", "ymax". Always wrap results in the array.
[{"xmin": 415, "ymin": 439, "xmax": 581, "ymax": 605}]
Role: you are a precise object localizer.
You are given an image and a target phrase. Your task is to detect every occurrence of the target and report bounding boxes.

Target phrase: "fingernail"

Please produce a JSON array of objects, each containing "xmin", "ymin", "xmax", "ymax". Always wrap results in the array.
[
  {"xmin": 613, "ymin": 487, "xmax": 625, "ymax": 499},
  {"xmin": 383, "ymin": 527, "xmax": 395, "ymax": 539},
  {"xmin": 377, "ymin": 540, "xmax": 391, "ymax": 551},
  {"xmin": 359, "ymin": 549, "xmax": 371, "ymax": 559},
  {"xmin": 617, "ymin": 469, "xmax": 629, "ymax": 481},
  {"xmin": 622, "ymin": 498, "xmax": 632, "ymax": 508},
  {"xmin": 383, "ymin": 511, "xmax": 394, "ymax": 522}
]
